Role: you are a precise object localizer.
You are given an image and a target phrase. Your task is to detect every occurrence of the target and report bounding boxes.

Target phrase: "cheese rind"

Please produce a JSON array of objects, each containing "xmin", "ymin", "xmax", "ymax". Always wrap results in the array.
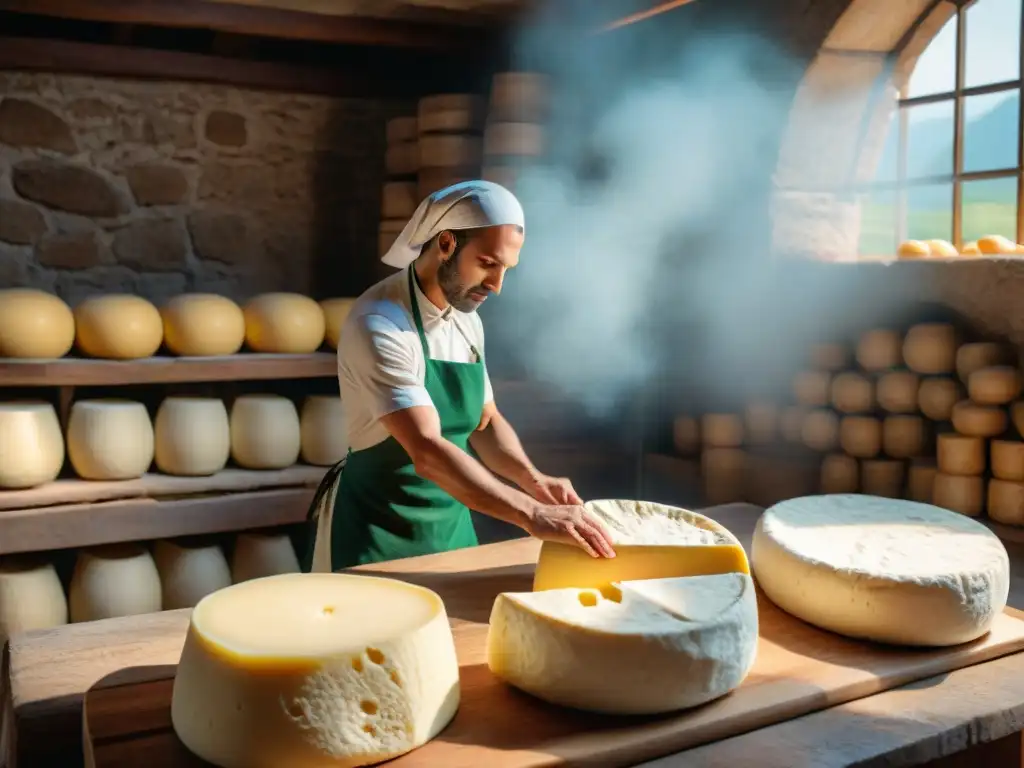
[
  {"xmin": 0, "ymin": 556, "xmax": 68, "ymax": 639},
  {"xmin": 171, "ymin": 573, "xmax": 460, "ymax": 768},
  {"xmin": 154, "ymin": 540, "xmax": 232, "ymax": 610},
  {"xmin": 300, "ymin": 396, "xmax": 349, "ymax": 466},
  {"xmin": 67, "ymin": 399, "xmax": 154, "ymax": 481},
  {"xmin": 0, "ymin": 401, "xmax": 65, "ymax": 489},
  {"xmin": 155, "ymin": 397, "xmax": 230, "ymax": 476},
  {"xmin": 950, "ymin": 400, "xmax": 1007, "ymax": 437},
  {"xmin": 69, "ymin": 544, "xmax": 162, "ymax": 622},
  {"xmin": 161, "ymin": 294, "xmax": 245, "ymax": 357},
  {"xmin": 231, "ymin": 532, "xmax": 300, "ymax": 583},
  {"xmin": 320, "ymin": 298, "xmax": 357, "ymax": 351},
  {"xmin": 230, "ymin": 395, "xmax": 301, "ymax": 470},
  {"xmin": 243, "ymin": 293, "xmax": 326, "ymax": 354},
  {"xmin": 919, "ymin": 377, "xmax": 961, "ymax": 421},
  {"xmin": 74, "ymin": 294, "xmax": 163, "ymax": 359},
  {"xmin": 0, "ymin": 289, "xmax": 75, "ymax": 358},
  {"xmin": 488, "ymin": 573, "xmax": 758, "ymax": 715}
]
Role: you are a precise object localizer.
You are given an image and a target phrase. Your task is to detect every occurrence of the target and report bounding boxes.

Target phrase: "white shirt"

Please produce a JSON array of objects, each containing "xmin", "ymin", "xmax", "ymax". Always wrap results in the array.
[{"xmin": 337, "ymin": 269, "xmax": 494, "ymax": 452}]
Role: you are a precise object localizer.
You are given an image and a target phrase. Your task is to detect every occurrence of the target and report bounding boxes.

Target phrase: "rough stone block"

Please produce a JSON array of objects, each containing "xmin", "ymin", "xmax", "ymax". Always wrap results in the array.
[
  {"xmin": 0, "ymin": 199, "xmax": 47, "ymax": 245},
  {"xmin": 125, "ymin": 163, "xmax": 190, "ymax": 206},
  {"xmin": 12, "ymin": 160, "xmax": 128, "ymax": 218},
  {"xmin": 0, "ymin": 98, "xmax": 77, "ymax": 154},
  {"xmin": 36, "ymin": 231, "xmax": 112, "ymax": 270},
  {"xmin": 188, "ymin": 208, "xmax": 256, "ymax": 265},
  {"xmin": 204, "ymin": 110, "xmax": 248, "ymax": 147},
  {"xmin": 112, "ymin": 218, "xmax": 190, "ymax": 272}
]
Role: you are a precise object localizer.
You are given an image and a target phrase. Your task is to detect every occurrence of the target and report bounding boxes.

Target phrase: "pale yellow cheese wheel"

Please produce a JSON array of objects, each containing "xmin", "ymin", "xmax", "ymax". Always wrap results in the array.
[
  {"xmin": 801, "ymin": 409, "xmax": 838, "ymax": 451},
  {"xmin": 839, "ymin": 416, "xmax": 881, "ymax": 458},
  {"xmin": 968, "ymin": 366, "xmax": 1022, "ymax": 406},
  {"xmin": 74, "ymin": 294, "xmax": 163, "ymax": 360},
  {"xmin": 809, "ymin": 342, "xmax": 849, "ymax": 371},
  {"xmin": 701, "ymin": 414, "xmax": 743, "ymax": 448},
  {"xmin": 936, "ymin": 433, "xmax": 985, "ymax": 476},
  {"xmin": 700, "ymin": 447, "xmax": 746, "ymax": 505},
  {"xmin": 860, "ymin": 459, "xmax": 905, "ymax": 499},
  {"xmin": 792, "ymin": 371, "xmax": 831, "ymax": 407},
  {"xmin": 229, "ymin": 395, "xmax": 301, "ymax": 470},
  {"xmin": 67, "ymin": 399, "xmax": 154, "ymax": 481},
  {"xmin": 903, "ymin": 323, "xmax": 957, "ymax": 374},
  {"xmin": 744, "ymin": 402, "xmax": 778, "ymax": 444},
  {"xmin": 483, "ymin": 122, "xmax": 545, "ymax": 157},
  {"xmin": 672, "ymin": 416, "xmax": 700, "ymax": 455},
  {"xmin": 856, "ymin": 329, "xmax": 902, "ymax": 371},
  {"xmin": 876, "ymin": 371, "xmax": 920, "ymax": 413},
  {"xmin": 419, "ymin": 134, "xmax": 483, "ymax": 169},
  {"xmin": 230, "ymin": 531, "xmax": 300, "ymax": 583},
  {"xmin": 956, "ymin": 342, "xmax": 1013, "ymax": 383},
  {"xmin": 918, "ymin": 377, "xmax": 962, "ymax": 421},
  {"xmin": 385, "ymin": 116, "xmax": 418, "ymax": 144},
  {"xmin": 154, "ymin": 397, "xmax": 230, "ymax": 476},
  {"xmin": 153, "ymin": 539, "xmax": 232, "ymax": 610},
  {"xmin": 300, "ymin": 395, "xmax": 349, "ymax": 466},
  {"xmin": 932, "ymin": 473, "xmax": 985, "ymax": 517},
  {"xmin": 69, "ymin": 543, "xmax": 162, "ymax": 622},
  {"xmin": 882, "ymin": 415, "xmax": 927, "ymax": 459},
  {"xmin": 0, "ymin": 556, "xmax": 68, "ymax": 640},
  {"xmin": 990, "ymin": 440, "xmax": 1024, "ymax": 482},
  {"xmin": 907, "ymin": 460, "xmax": 937, "ymax": 503},
  {"xmin": 831, "ymin": 372, "xmax": 874, "ymax": 414},
  {"xmin": 820, "ymin": 453, "xmax": 858, "ymax": 494},
  {"xmin": 418, "ymin": 93, "xmax": 485, "ymax": 133},
  {"xmin": 0, "ymin": 401, "xmax": 64, "ymax": 489},
  {"xmin": 382, "ymin": 181, "xmax": 418, "ymax": 219},
  {"xmin": 950, "ymin": 400, "xmax": 1007, "ymax": 438},
  {"xmin": 243, "ymin": 293, "xmax": 326, "ymax": 354},
  {"xmin": 0, "ymin": 289, "xmax": 75, "ymax": 358},
  {"xmin": 385, "ymin": 141, "xmax": 419, "ymax": 176},
  {"xmin": 780, "ymin": 406, "xmax": 807, "ymax": 443},
  {"xmin": 988, "ymin": 479, "xmax": 1024, "ymax": 526},
  {"xmin": 319, "ymin": 298, "xmax": 357, "ymax": 351},
  {"xmin": 160, "ymin": 294, "xmax": 245, "ymax": 357}
]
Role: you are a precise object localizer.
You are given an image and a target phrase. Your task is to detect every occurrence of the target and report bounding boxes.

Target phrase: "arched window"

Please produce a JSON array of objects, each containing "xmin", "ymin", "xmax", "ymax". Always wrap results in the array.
[{"xmin": 859, "ymin": 0, "xmax": 1022, "ymax": 255}]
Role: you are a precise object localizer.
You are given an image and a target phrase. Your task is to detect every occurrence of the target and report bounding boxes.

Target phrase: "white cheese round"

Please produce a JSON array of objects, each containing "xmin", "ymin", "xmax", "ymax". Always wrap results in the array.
[
  {"xmin": 300, "ymin": 395, "xmax": 349, "ymax": 466},
  {"xmin": 907, "ymin": 460, "xmax": 937, "ymax": 503},
  {"xmin": 243, "ymin": 293, "xmax": 326, "ymax": 355},
  {"xmin": 230, "ymin": 395, "xmax": 301, "ymax": 470},
  {"xmin": 155, "ymin": 396, "xmax": 230, "ymax": 476},
  {"xmin": 957, "ymin": 342, "xmax": 1014, "ymax": 383},
  {"xmin": 69, "ymin": 543, "xmax": 162, "ymax": 622},
  {"xmin": 751, "ymin": 494, "xmax": 1010, "ymax": 646},
  {"xmin": 809, "ymin": 342, "xmax": 849, "ymax": 371},
  {"xmin": 701, "ymin": 414, "xmax": 743, "ymax": 448},
  {"xmin": 172, "ymin": 573, "xmax": 460, "ymax": 768},
  {"xmin": 988, "ymin": 479, "xmax": 1024, "ymax": 526},
  {"xmin": 877, "ymin": 371, "xmax": 920, "ymax": 413},
  {"xmin": 381, "ymin": 182, "xmax": 418, "ymax": 219},
  {"xmin": 830, "ymin": 372, "xmax": 874, "ymax": 414},
  {"xmin": 918, "ymin": 377, "xmax": 962, "ymax": 421},
  {"xmin": 671, "ymin": 416, "xmax": 700, "ymax": 455},
  {"xmin": 231, "ymin": 531, "xmax": 300, "ymax": 583},
  {"xmin": 161, "ymin": 294, "xmax": 245, "ymax": 357},
  {"xmin": 0, "ymin": 289, "xmax": 75, "ymax": 358},
  {"xmin": 780, "ymin": 406, "xmax": 807, "ymax": 443},
  {"xmin": 820, "ymin": 454, "xmax": 858, "ymax": 494},
  {"xmin": 839, "ymin": 415, "xmax": 881, "ymax": 458},
  {"xmin": 968, "ymin": 366, "xmax": 1022, "ymax": 406},
  {"xmin": 0, "ymin": 556, "xmax": 68, "ymax": 640},
  {"xmin": 936, "ymin": 433, "xmax": 985, "ymax": 476},
  {"xmin": 801, "ymin": 409, "xmax": 838, "ymax": 451},
  {"xmin": 153, "ymin": 539, "xmax": 232, "ymax": 610},
  {"xmin": 991, "ymin": 440, "xmax": 1024, "ymax": 482},
  {"xmin": 856, "ymin": 329, "xmax": 902, "ymax": 371},
  {"xmin": 950, "ymin": 400, "xmax": 1007, "ymax": 437},
  {"xmin": 418, "ymin": 93, "xmax": 484, "ymax": 133},
  {"xmin": 792, "ymin": 371, "xmax": 831, "ymax": 407},
  {"xmin": 74, "ymin": 294, "xmax": 163, "ymax": 359},
  {"xmin": 67, "ymin": 399, "xmax": 154, "ymax": 481},
  {"xmin": 0, "ymin": 401, "xmax": 65, "ymax": 489},
  {"xmin": 903, "ymin": 323, "xmax": 957, "ymax": 374},
  {"xmin": 860, "ymin": 459, "xmax": 905, "ymax": 498},
  {"xmin": 701, "ymin": 448, "xmax": 746, "ymax": 505},
  {"xmin": 744, "ymin": 403, "xmax": 778, "ymax": 444},
  {"xmin": 320, "ymin": 298, "xmax": 357, "ymax": 351},
  {"xmin": 932, "ymin": 473, "xmax": 985, "ymax": 517},
  {"xmin": 882, "ymin": 414, "xmax": 927, "ymax": 458}
]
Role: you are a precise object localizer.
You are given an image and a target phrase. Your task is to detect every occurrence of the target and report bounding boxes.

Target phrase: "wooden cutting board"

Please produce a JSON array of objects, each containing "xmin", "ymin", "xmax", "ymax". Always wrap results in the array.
[{"xmin": 82, "ymin": 564, "xmax": 1024, "ymax": 768}]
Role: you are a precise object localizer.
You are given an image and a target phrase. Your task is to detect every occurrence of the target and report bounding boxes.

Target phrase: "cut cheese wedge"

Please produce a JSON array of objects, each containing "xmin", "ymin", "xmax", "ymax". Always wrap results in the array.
[
  {"xmin": 488, "ymin": 572, "xmax": 758, "ymax": 715},
  {"xmin": 171, "ymin": 573, "xmax": 460, "ymax": 768},
  {"xmin": 532, "ymin": 499, "xmax": 748, "ymax": 592}
]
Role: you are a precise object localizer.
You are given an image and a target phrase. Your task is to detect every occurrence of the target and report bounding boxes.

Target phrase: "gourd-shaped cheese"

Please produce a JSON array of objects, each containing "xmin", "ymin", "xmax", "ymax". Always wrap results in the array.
[
  {"xmin": 903, "ymin": 323, "xmax": 957, "ymax": 374},
  {"xmin": 744, "ymin": 403, "xmax": 777, "ymax": 444},
  {"xmin": 300, "ymin": 396, "xmax": 348, "ymax": 466},
  {"xmin": 155, "ymin": 396, "xmax": 230, "ymax": 476},
  {"xmin": 856, "ymin": 329, "xmax": 902, "ymax": 370},
  {"xmin": 0, "ymin": 556, "xmax": 68, "ymax": 640},
  {"xmin": 69, "ymin": 544, "xmax": 162, "ymax": 622},
  {"xmin": 243, "ymin": 293, "xmax": 326, "ymax": 354},
  {"xmin": 74, "ymin": 294, "xmax": 163, "ymax": 359},
  {"xmin": 230, "ymin": 395, "xmax": 301, "ymax": 470},
  {"xmin": 319, "ymin": 298, "xmax": 357, "ymax": 350},
  {"xmin": 533, "ymin": 500, "xmax": 749, "ymax": 592},
  {"xmin": 231, "ymin": 532, "xmax": 300, "ymax": 583},
  {"xmin": 161, "ymin": 294, "xmax": 245, "ymax": 357},
  {"xmin": 752, "ymin": 494, "xmax": 1009, "ymax": 646},
  {"xmin": 0, "ymin": 401, "xmax": 64, "ymax": 489},
  {"xmin": 67, "ymin": 399, "xmax": 154, "ymax": 481},
  {"xmin": 820, "ymin": 454, "xmax": 858, "ymax": 494},
  {"xmin": 171, "ymin": 574, "xmax": 460, "ymax": 768},
  {"xmin": 153, "ymin": 539, "xmax": 232, "ymax": 610},
  {"xmin": 0, "ymin": 289, "xmax": 75, "ymax": 358},
  {"xmin": 919, "ymin": 377, "xmax": 962, "ymax": 420},
  {"xmin": 488, "ymin": 572, "xmax": 758, "ymax": 715},
  {"xmin": 957, "ymin": 342, "xmax": 1013, "ymax": 383}
]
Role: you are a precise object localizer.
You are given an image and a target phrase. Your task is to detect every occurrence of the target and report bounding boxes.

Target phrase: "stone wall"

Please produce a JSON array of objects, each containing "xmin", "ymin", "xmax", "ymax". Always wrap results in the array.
[{"xmin": 0, "ymin": 72, "xmax": 404, "ymax": 307}]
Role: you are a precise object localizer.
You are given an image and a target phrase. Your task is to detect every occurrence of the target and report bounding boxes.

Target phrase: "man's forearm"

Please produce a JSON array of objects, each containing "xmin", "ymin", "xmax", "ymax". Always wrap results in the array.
[{"xmin": 469, "ymin": 409, "xmax": 539, "ymax": 489}]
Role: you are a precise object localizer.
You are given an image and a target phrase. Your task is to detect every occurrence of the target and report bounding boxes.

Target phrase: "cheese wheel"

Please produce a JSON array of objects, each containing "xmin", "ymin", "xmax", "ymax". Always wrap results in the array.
[
  {"xmin": 1013, "ymin": 401, "xmax": 1024, "ymax": 436},
  {"xmin": 918, "ymin": 377, "xmax": 962, "ymax": 420},
  {"xmin": 896, "ymin": 240, "xmax": 930, "ymax": 258},
  {"xmin": 74, "ymin": 294, "xmax": 163, "ymax": 359},
  {"xmin": 385, "ymin": 116, "xmax": 417, "ymax": 144},
  {"xmin": 172, "ymin": 573, "xmax": 460, "ymax": 768},
  {"xmin": 231, "ymin": 531, "xmax": 300, "ymax": 583},
  {"xmin": 160, "ymin": 294, "xmax": 245, "ymax": 357},
  {"xmin": 384, "ymin": 141, "xmax": 419, "ymax": 176},
  {"xmin": 988, "ymin": 479, "xmax": 1024, "ymax": 525},
  {"xmin": 839, "ymin": 416, "xmax": 881, "ymax": 458},
  {"xmin": 780, "ymin": 406, "xmax": 807, "ymax": 442},
  {"xmin": 701, "ymin": 448, "xmax": 746, "ymax": 505},
  {"xmin": 831, "ymin": 372, "xmax": 874, "ymax": 414},
  {"xmin": 820, "ymin": 454, "xmax": 858, "ymax": 494},
  {"xmin": 978, "ymin": 234, "xmax": 1016, "ymax": 254},
  {"xmin": 418, "ymin": 93, "xmax": 485, "ymax": 133},
  {"xmin": 961, "ymin": 241, "xmax": 982, "ymax": 256},
  {"xmin": 968, "ymin": 366, "xmax": 1022, "ymax": 405},
  {"xmin": 154, "ymin": 397, "xmax": 230, "ymax": 476},
  {"xmin": 877, "ymin": 371, "xmax": 920, "ymax": 413},
  {"xmin": 801, "ymin": 409, "xmax": 838, "ymax": 451},
  {"xmin": 489, "ymin": 72, "xmax": 549, "ymax": 122},
  {"xmin": 672, "ymin": 416, "xmax": 700, "ymax": 455},
  {"xmin": 991, "ymin": 440, "xmax": 1024, "ymax": 482},
  {"xmin": 903, "ymin": 323, "xmax": 957, "ymax": 374},
  {"xmin": 907, "ymin": 460, "xmax": 937, "ymax": 503},
  {"xmin": 932, "ymin": 473, "xmax": 985, "ymax": 517},
  {"xmin": 483, "ymin": 122, "xmax": 545, "ymax": 157},
  {"xmin": 489, "ymin": 572, "xmax": 757, "ymax": 715},
  {"xmin": 950, "ymin": 400, "xmax": 1007, "ymax": 437},
  {"xmin": 230, "ymin": 395, "xmax": 301, "ymax": 470},
  {"xmin": 243, "ymin": 293, "xmax": 326, "ymax": 354},
  {"xmin": 927, "ymin": 239, "xmax": 958, "ymax": 257},
  {"xmin": 0, "ymin": 401, "xmax": 64, "ymax": 489},
  {"xmin": 154, "ymin": 539, "xmax": 232, "ymax": 610},
  {"xmin": 860, "ymin": 459, "xmax": 905, "ymax": 498},
  {"xmin": 751, "ymin": 494, "xmax": 1009, "ymax": 646},
  {"xmin": 936, "ymin": 433, "xmax": 985, "ymax": 475},
  {"xmin": 320, "ymin": 298, "xmax": 357, "ymax": 350},
  {"xmin": 701, "ymin": 414, "xmax": 743, "ymax": 448},
  {"xmin": 69, "ymin": 544, "xmax": 162, "ymax": 622},
  {"xmin": 957, "ymin": 342, "xmax": 1013, "ymax": 383},
  {"xmin": 744, "ymin": 402, "xmax": 777, "ymax": 444},
  {"xmin": 381, "ymin": 182, "xmax": 418, "ymax": 219},
  {"xmin": 533, "ymin": 500, "xmax": 748, "ymax": 593},
  {"xmin": 809, "ymin": 342, "xmax": 849, "ymax": 371},
  {"xmin": 0, "ymin": 289, "xmax": 75, "ymax": 358},
  {"xmin": 418, "ymin": 134, "xmax": 482, "ymax": 169},
  {"xmin": 67, "ymin": 399, "xmax": 154, "ymax": 481},
  {"xmin": 300, "ymin": 395, "xmax": 349, "ymax": 466},
  {"xmin": 882, "ymin": 415, "xmax": 927, "ymax": 459},
  {"xmin": 0, "ymin": 556, "xmax": 68, "ymax": 639},
  {"xmin": 379, "ymin": 220, "xmax": 406, "ymax": 258},
  {"xmin": 856, "ymin": 330, "xmax": 902, "ymax": 371},
  {"xmin": 792, "ymin": 371, "xmax": 831, "ymax": 406}
]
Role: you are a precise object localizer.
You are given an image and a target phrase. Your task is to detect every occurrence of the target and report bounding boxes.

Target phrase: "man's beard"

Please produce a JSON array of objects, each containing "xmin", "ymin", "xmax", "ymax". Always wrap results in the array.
[{"xmin": 437, "ymin": 256, "xmax": 486, "ymax": 312}]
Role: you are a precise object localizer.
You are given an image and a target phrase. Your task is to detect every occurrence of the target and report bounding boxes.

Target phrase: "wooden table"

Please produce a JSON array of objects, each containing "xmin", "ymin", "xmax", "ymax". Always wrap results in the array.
[{"xmin": 5, "ymin": 503, "xmax": 1024, "ymax": 768}]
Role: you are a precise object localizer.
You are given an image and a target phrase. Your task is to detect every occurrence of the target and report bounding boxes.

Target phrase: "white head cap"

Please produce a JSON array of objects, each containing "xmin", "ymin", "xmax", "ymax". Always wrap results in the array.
[{"xmin": 381, "ymin": 180, "xmax": 525, "ymax": 269}]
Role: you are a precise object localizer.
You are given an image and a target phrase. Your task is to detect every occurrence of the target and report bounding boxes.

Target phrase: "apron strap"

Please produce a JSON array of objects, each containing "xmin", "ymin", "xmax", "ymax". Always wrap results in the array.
[
  {"xmin": 306, "ymin": 455, "xmax": 348, "ymax": 524},
  {"xmin": 407, "ymin": 266, "xmax": 431, "ymax": 359}
]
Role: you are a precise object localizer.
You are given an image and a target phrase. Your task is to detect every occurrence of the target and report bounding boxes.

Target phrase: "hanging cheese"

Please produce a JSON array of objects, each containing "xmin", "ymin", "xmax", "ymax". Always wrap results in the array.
[
  {"xmin": 882, "ymin": 415, "xmax": 927, "ymax": 459},
  {"xmin": 153, "ymin": 539, "xmax": 232, "ymax": 610},
  {"xmin": 932, "ymin": 473, "xmax": 985, "ymax": 517},
  {"xmin": 927, "ymin": 239, "xmax": 958, "ymax": 257},
  {"xmin": 990, "ymin": 440, "xmax": 1024, "ymax": 482},
  {"xmin": 701, "ymin": 414, "xmax": 743, "ymax": 448},
  {"xmin": 381, "ymin": 182, "xmax": 418, "ymax": 219},
  {"xmin": 744, "ymin": 402, "xmax": 777, "ymax": 444},
  {"xmin": 919, "ymin": 377, "xmax": 962, "ymax": 421},
  {"xmin": 961, "ymin": 241, "xmax": 982, "ymax": 256},
  {"xmin": 701, "ymin": 448, "xmax": 746, "ymax": 505},
  {"xmin": 792, "ymin": 371, "xmax": 831, "ymax": 406},
  {"xmin": 860, "ymin": 459, "xmax": 905, "ymax": 499},
  {"xmin": 385, "ymin": 116, "xmax": 418, "ymax": 144},
  {"xmin": 903, "ymin": 323, "xmax": 957, "ymax": 374},
  {"xmin": 831, "ymin": 372, "xmax": 874, "ymax": 413},
  {"xmin": 751, "ymin": 494, "xmax": 1009, "ymax": 646},
  {"xmin": 839, "ymin": 416, "xmax": 881, "ymax": 458},
  {"xmin": 780, "ymin": 406, "xmax": 807, "ymax": 443},
  {"xmin": 160, "ymin": 294, "xmax": 245, "ymax": 357},
  {"xmin": 809, "ymin": 342, "xmax": 849, "ymax": 371},
  {"xmin": 67, "ymin": 399, "xmax": 154, "ymax": 481},
  {"xmin": 154, "ymin": 396, "xmax": 230, "ymax": 476},
  {"xmin": 418, "ymin": 93, "xmax": 485, "ymax": 134},
  {"xmin": 950, "ymin": 400, "xmax": 1007, "ymax": 437},
  {"xmin": 907, "ymin": 460, "xmax": 937, "ymax": 503},
  {"xmin": 968, "ymin": 366, "xmax": 1022, "ymax": 405},
  {"xmin": 231, "ymin": 531, "xmax": 300, "ymax": 583},
  {"xmin": 0, "ymin": 289, "xmax": 75, "ymax": 358},
  {"xmin": 483, "ymin": 123, "xmax": 545, "ymax": 157},
  {"xmin": 977, "ymin": 234, "xmax": 1016, "ymax": 254},
  {"xmin": 957, "ymin": 342, "xmax": 1013, "ymax": 383},
  {"xmin": 489, "ymin": 72, "xmax": 549, "ymax": 122},
  {"xmin": 380, "ymin": 220, "xmax": 407, "ymax": 258},
  {"xmin": 936, "ymin": 433, "xmax": 985, "ymax": 475},
  {"xmin": 0, "ymin": 556, "xmax": 68, "ymax": 640},
  {"xmin": 876, "ymin": 371, "xmax": 920, "ymax": 413},
  {"xmin": 488, "ymin": 572, "xmax": 757, "ymax": 715},
  {"xmin": 801, "ymin": 409, "xmax": 838, "ymax": 451},
  {"xmin": 320, "ymin": 298, "xmax": 357, "ymax": 350},
  {"xmin": 74, "ymin": 294, "xmax": 163, "ymax": 359},
  {"xmin": 896, "ymin": 240, "xmax": 930, "ymax": 259},
  {"xmin": 988, "ymin": 479, "xmax": 1024, "ymax": 526},
  {"xmin": 172, "ymin": 573, "xmax": 460, "ymax": 768},
  {"xmin": 672, "ymin": 416, "xmax": 700, "ymax": 455},
  {"xmin": 385, "ymin": 142, "xmax": 419, "ymax": 176},
  {"xmin": 820, "ymin": 454, "xmax": 858, "ymax": 494},
  {"xmin": 300, "ymin": 395, "xmax": 349, "ymax": 466},
  {"xmin": 0, "ymin": 401, "xmax": 64, "ymax": 489},
  {"xmin": 856, "ymin": 329, "xmax": 902, "ymax": 371},
  {"xmin": 419, "ymin": 135, "xmax": 483, "ymax": 169},
  {"xmin": 243, "ymin": 293, "xmax": 326, "ymax": 355},
  {"xmin": 532, "ymin": 499, "xmax": 749, "ymax": 593},
  {"xmin": 230, "ymin": 395, "xmax": 301, "ymax": 470},
  {"xmin": 69, "ymin": 544, "xmax": 162, "ymax": 622}
]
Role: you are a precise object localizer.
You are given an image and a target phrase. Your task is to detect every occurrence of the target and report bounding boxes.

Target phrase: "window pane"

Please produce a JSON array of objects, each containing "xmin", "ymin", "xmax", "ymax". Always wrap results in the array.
[
  {"xmin": 962, "ymin": 176, "xmax": 1018, "ymax": 243},
  {"xmin": 906, "ymin": 184, "xmax": 954, "ymax": 241},
  {"xmin": 906, "ymin": 15, "xmax": 957, "ymax": 99},
  {"xmin": 871, "ymin": 109, "xmax": 899, "ymax": 183},
  {"xmin": 963, "ymin": 90, "xmax": 1020, "ymax": 173},
  {"xmin": 859, "ymin": 191, "xmax": 898, "ymax": 255},
  {"xmin": 906, "ymin": 101, "xmax": 955, "ymax": 179},
  {"xmin": 965, "ymin": 0, "xmax": 1022, "ymax": 88}
]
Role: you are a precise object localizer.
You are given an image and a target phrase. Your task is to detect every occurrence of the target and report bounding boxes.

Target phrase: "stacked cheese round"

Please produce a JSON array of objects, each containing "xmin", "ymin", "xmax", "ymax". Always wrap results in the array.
[
  {"xmin": 69, "ymin": 544, "xmax": 162, "ymax": 622},
  {"xmin": 153, "ymin": 539, "xmax": 232, "ymax": 610},
  {"xmin": 300, "ymin": 395, "xmax": 349, "ymax": 466},
  {"xmin": 671, "ymin": 415, "xmax": 700, "ymax": 456},
  {"xmin": 481, "ymin": 72, "xmax": 549, "ymax": 192},
  {"xmin": 320, "ymin": 297, "xmax": 357, "ymax": 350},
  {"xmin": 231, "ymin": 531, "xmax": 300, "ymax": 583},
  {"xmin": 74, "ymin": 294, "xmax": 163, "ymax": 359},
  {"xmin": 243, "ymin": 293, "xmax": 326, "ymax": 354},
  {"xmin": 155, "ymin": 397, "xmax": 231, "ymax": 476},
  {"xmin": 0, "ymin": 401, "xmax": 65, "ymax": 489},
  {"xmin": 67, "ymin": 399, "xmax": 154, "ymax": 481},
  {"xmin": 230, "ymin": 395, "xmax": 301, "ymax": 470},
  {"xmin": 171, "ymin": 573, "xmax": 460, "ymax": 768},
  {"xmin": 744, "ymin": 402, "xmax": 778, "ymax": 445},
  {"xmin": 0, "ymin": 556, "xmax": 68, "ymax": 640},
  {"xmin": 161, "ymin": 294, "xmax": 245, "ymax": 356},
  {"xmin": 989, "ymin": 440, "xmax": 1024, "ymax": 526},
  {"xmin": 416, "ymin": 94, "xmax": 485, "ymax": 200},
  {"xmin": 381, "ymin": 114, "xmax": 419, "ymax": 258},
  {"xmin": 699, "ymin": 414, "xmax": 745, "ymax": 504},
  {"xmin": 0, "ymin": 289, "xmax": 75, "ymax": 358}
]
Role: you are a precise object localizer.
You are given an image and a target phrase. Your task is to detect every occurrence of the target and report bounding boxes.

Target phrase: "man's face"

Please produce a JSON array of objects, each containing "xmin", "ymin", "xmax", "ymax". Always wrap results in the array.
[{"xmin": 436, "ymin": 224, "xmax": 524, "ymax": 312}]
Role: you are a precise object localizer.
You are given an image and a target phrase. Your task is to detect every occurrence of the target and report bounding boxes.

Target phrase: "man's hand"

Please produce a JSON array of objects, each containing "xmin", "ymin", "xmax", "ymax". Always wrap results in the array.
[
  {"xmin": 523, "ymin": 503, "xmax": 616, "ymax": 559},
  {"xmin": 524, "ymin": 474, "xmax": 584, "ymax": 506}
]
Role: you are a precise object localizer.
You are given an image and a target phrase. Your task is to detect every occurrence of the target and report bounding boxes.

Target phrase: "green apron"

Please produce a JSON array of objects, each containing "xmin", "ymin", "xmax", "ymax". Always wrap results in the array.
[{"xmin": 301, "ymin": 266, "xmax": 484, "ymax": 571}]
